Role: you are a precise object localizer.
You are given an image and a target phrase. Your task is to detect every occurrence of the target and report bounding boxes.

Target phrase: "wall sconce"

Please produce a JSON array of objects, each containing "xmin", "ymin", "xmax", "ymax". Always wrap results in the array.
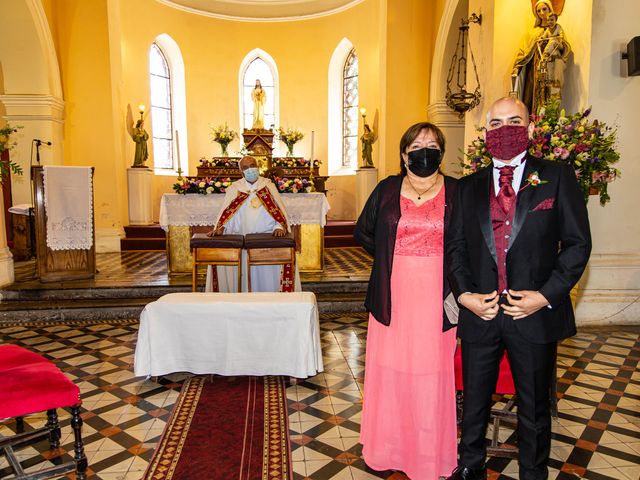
[
  {"xmin": 621, "ymin": 36, "xmax": 640, "ymax": 76},
  {"xmin": 445, "ymin": 13, "xmax": 482, "ymax": 117}
]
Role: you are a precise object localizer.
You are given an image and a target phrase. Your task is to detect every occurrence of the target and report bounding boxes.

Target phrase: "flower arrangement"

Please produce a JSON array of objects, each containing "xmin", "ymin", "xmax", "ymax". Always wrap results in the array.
[
  {"xmin": 272, "ymin": 158, "xmax": 321, "ymax": 168},
  {"xmin": 274, "ymin": 177, "xmax": 315, "ymax": 193},
  {"xmin": 462, "ymin": 101, "xmax": 620, "ymax": 205},
  {"xmin": 199, "ymin": 157, "xmax": 238, "ymax": 168},
  {"xmin": 210, "ymin": 123, "xmax": 238, "ymax": 156},
  {"xmin": 277, "ymin": 127, "xmax": 304, "ymax": 157},
  {"xmin": 0, "ymin": 124, "xmax": 24, "ymax": 183},
  {"xmin": 172, "ymin": 177, "xmax": 232, "ymax": 195}
]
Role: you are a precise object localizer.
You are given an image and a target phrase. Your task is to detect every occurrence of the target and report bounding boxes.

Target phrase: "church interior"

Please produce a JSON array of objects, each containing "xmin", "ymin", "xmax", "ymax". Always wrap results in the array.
[{"xmin": 0, "ymin": 0, "xmax": 639, "ymax": 479}]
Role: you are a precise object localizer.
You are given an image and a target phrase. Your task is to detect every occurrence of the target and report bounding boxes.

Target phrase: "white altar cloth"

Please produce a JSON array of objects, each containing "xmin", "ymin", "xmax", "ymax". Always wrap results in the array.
[
  {"xmin": 134, "ymin": 292, "xmax": 323, "ymax": 378},
  {"xmin": 159, "ymin": 192, "xmax": 330, "ymax": 230}
]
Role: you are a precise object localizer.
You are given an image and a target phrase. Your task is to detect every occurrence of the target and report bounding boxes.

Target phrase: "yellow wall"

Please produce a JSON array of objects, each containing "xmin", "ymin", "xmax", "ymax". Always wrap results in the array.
[
  {"xmin": 51, "ymin": 0, "xmax": 128, "ymax": 233},
  {"xmin": 40, "ymin": 0, "xmax": 442, "ymax": 228},
  {"xmin": 383, "ymin": 0, "xmax": 436, "ymax": 178}
]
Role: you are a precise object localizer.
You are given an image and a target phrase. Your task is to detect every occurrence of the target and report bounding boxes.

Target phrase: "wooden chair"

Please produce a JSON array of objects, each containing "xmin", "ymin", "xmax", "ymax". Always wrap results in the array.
[
  {"xmin": 0, "ymin": 344, "xmax": 87, "ymax": 480},
  {"xmin": 454, "ymin": 346, "xmax": 559, "ymax": 458},
  {"xmin": 243, "ymin": 232, "xmax": 296, "ymax": 292},
  {"xmin": 455, "ymin": 347, "xmax": 519, "ymax": 458},
  {"xmin": 190, "ymin": 233, "xmax": 244, "ymax": 292}
]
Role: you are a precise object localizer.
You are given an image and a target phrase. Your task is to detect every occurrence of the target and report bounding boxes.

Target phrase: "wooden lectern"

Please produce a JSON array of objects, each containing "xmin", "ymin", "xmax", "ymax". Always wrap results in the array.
[{"xmin": 31, "ymin": 166, "xmax": 96, "ymax": 282}]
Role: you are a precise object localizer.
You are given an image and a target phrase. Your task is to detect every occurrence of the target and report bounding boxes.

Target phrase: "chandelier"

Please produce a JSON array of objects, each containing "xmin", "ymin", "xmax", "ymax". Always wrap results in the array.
[{"xmin": 446, "ymin": 13, "xmax": 482, "ymax": 117}]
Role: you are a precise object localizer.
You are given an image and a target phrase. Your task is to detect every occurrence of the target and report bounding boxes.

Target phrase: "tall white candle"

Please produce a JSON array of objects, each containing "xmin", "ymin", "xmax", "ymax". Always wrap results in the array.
[
  {"xmin": 175, "ymin": 130, "xmax": 181, "ymax": 167},
  {"xmin": 310, "ymin": 130, "xmax": 315, "ymax": 160}
]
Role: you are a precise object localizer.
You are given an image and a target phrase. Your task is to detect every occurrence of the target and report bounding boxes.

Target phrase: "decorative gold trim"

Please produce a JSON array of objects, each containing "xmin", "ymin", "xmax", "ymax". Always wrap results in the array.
[
  {"xmin": 143, "ymin": 377, "xmax": 204, "ymax": 480},
  {"xmin": 262, "ymin": 376, "xmax": 290, "ymax": 480}
]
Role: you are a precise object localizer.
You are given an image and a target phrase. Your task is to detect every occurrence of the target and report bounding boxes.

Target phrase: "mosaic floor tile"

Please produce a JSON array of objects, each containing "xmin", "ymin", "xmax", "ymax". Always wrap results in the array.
[{"xmin": 0, "ymin": 317, "xmax": 638, "ymax": 479}]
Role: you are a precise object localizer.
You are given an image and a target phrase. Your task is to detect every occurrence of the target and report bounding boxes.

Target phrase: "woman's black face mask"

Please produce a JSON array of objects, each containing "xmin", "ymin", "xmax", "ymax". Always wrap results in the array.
[{"xmin": 407, "ymin": 147, "xmax": 442, "ymax": 177}]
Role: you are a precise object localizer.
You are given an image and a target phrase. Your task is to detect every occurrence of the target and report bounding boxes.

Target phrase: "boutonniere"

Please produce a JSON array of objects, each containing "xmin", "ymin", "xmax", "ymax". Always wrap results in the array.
[{"xmin": 519, "ymin": 171, "xmax": 548, "ymax": 192}]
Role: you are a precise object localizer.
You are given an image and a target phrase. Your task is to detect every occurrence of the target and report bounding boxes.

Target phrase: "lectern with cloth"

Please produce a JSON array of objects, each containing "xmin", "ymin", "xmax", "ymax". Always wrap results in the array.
[{"xmin": 32, "ymin": 166, "xmax": 95, "ymax": 282}]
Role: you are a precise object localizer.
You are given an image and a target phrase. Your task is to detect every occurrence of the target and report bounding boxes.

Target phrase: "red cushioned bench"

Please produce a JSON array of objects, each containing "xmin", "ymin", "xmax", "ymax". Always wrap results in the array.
[{"xmin": 0, "ymin": 344, "xmax": 88, "ymax": 480}]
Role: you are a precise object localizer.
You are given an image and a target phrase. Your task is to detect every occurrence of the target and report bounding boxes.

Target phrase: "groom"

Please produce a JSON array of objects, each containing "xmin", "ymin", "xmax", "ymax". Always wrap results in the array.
[{"xmin": 445, "ymin": 97, "xmax": 591, "ymax": 480}]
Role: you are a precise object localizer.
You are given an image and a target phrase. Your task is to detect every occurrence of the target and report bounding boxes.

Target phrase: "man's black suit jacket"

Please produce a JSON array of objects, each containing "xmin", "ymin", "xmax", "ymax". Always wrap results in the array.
[{"xmin": 445, "ymin": 156, "xmax": 591, "ymax": 344}]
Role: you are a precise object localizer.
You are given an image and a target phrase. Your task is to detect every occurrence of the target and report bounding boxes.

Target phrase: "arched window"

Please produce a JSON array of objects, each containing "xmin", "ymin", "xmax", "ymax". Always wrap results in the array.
[
  {"xmin": 239, "ymin": 49, "xmax": 279, "ymax": 140},
  {"xmin": 342, "ymin": 49, "xmax": 359, "ymax": 168},
  {"xmin": 149, "ymin": 44, "xmax": 173, "ymax": 169},
  {"xmin": 328, "ymin": 39, "xmax": 358, "ymax": 175},
  {"xmin": 149, "ymin": 35, "xmax": 188, "ymax": 175},
  {"xmin": 242, "ymin": 58, "xmax": 275, "ymax": 131}
]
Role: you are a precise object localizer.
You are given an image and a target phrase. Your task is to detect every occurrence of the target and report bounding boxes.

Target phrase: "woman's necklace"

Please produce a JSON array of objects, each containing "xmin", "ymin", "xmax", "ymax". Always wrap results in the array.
[{"xmin": 406, "ymin": 175, "xmax": 439, "ymax": 200}]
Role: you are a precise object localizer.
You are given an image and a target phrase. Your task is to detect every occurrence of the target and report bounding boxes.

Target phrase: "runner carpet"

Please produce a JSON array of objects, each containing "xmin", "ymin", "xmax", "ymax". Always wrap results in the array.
[{"xmin": 143, "ymin": 375, "xmax": 292, "ymax": 480}]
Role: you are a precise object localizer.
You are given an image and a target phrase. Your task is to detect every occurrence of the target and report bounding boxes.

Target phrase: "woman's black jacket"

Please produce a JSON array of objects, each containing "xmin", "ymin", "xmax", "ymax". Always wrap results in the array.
[{"xmin": 354, "ymin": 174, "xmax": 458, "ymax": 330}]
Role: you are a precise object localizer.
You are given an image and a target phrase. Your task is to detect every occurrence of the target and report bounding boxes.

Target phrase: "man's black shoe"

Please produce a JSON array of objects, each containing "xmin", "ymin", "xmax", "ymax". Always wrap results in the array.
[{"xmin": 445, "ymin": 466, "xmax": 487, "ymax": 480}]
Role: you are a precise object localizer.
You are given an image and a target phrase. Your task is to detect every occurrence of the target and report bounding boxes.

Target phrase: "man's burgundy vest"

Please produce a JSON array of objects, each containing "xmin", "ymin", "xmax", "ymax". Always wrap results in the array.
[{"xmin": 490, "ymin": 191, "xmax": 517, "ymax": 293}]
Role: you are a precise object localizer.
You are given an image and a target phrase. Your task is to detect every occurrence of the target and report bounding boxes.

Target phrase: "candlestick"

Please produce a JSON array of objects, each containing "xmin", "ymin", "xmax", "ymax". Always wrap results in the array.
[
  {"xmin": 310, "ymin": 131, "xmax": 315, "ymax": 164},
  {"xmin": 175, "ymin": 129, "xmax": 181, "ymax": 173}
]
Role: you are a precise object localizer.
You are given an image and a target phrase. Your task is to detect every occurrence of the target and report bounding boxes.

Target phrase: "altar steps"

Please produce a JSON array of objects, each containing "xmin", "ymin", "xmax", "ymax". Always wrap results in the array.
[
  {"xmin": 324, "ymin": 220, "xmax": 358, "ymax": 248},
  {"xmin": 120, "ymin": 224, "xmax": 166, "ymax": 251},
  {"xmin": 120, "ymin": 222, "xmax": 358, "ymax": 250},
  {"xmin": 0, "ymin": 283, "xmax": 367, "ymax": 323}
]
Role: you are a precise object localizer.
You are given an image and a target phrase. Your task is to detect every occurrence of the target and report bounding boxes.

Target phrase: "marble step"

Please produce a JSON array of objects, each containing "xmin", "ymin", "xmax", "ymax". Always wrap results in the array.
[{"xmin": 0, "ymin": 290, "xmax": 366, "ymax": 322}]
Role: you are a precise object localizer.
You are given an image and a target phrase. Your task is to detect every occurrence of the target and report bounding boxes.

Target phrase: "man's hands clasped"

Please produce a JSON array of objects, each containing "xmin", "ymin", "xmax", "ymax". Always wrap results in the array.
[{"xmin": 458, "ymin": 289, "xmax": 550, "ymax": 321}]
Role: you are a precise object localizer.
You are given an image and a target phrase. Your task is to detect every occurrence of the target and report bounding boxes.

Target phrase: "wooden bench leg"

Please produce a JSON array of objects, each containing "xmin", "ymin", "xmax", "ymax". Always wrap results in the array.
[
  {"xmin": 70, "ymin": 405, "xmax": 88, "ymax": 480},
  {"xmin": 46, "ymin": 408, "xmax": 61, "ymax": 449},
  {"xmin": 192, "ymin": 249, "xmax": 197, "ymax": 292}
]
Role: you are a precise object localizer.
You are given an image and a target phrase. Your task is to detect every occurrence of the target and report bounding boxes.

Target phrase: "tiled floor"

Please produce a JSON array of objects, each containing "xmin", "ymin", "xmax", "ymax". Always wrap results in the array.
[
  {"xmin": 9, "ymin": 247, "xmax": 373, "ymax": 289},
  {"xmin": 0, "ymin": 316, "xmax": 638, "ymax": 480}
]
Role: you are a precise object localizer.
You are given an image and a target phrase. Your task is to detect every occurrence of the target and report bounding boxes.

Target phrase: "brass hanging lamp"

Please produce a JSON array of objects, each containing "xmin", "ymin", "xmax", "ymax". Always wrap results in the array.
[{"xmin": 445, "ymin": 13, "xmax": 482, "ymax": 117}]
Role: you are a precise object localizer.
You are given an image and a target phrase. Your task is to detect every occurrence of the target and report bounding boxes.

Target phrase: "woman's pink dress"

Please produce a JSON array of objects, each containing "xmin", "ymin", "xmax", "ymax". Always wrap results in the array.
[{"xmin": 360, "ymin": 187, "xmax": 458, "ymax": 479}]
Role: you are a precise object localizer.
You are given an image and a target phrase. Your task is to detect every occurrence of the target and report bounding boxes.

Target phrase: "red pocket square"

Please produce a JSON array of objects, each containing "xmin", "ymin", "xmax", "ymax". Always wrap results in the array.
[{"xmin": 532, "ymin": 197, "xmax": 555, "ymax": 211}]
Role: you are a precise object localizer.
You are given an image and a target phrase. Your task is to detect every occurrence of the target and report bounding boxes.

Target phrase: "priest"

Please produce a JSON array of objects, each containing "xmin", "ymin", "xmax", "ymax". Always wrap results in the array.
[{"xmin": 205, "ymin": 156, "xmax": 300, "ymax": 292}]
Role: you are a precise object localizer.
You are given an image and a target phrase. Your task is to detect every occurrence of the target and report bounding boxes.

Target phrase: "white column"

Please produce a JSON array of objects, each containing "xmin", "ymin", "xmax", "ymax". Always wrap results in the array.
[
  {"xmin": 426, "ymin": 101, "xmax": 466, "ymax": 178},
  {"xmin": 127, "ymin": 167, "xmax": 153, "ymax": 225},
  {"xmin": 355, "ymin": 167, "xmax": 378, "ymax": 217},
  {"xmin": 0, "ymin": 94, "xmax": 64, "ymax": 205},
  {"xmin": 0, "ymin": 194, "xmax": 14, "ymax": 287}
]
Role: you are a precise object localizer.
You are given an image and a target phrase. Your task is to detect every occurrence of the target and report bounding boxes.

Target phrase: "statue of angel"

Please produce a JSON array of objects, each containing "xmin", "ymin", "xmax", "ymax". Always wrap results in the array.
[
  {"xmin": 127, "ymin": 104, "xmax": 149, "ymax": 168},
  {"xmin": 360, "ymin": 110, "xmax": 378, "ymax": 168}
]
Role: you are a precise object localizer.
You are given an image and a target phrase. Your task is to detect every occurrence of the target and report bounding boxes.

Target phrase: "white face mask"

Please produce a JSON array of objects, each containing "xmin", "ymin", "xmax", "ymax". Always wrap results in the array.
[{"xmin": 243, "ymin": 167, "xmax": 260, "ymax": 183}]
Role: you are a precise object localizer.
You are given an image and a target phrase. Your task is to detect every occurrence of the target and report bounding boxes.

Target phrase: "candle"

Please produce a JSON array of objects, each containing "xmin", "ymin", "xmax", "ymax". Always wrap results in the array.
[
  {"xmin": 139, "ymin": 104, "xmax": 145, "ymax": 113},
  {"xmin": 360, "ymin": 107, "xmax": 366, "ymax": 117},
  {"xmin": 310, "ymin": 131, "xmax": 315, "ymax": 163},
  {"xmin": 175, "ymin": 129, "xmax": 181, "ymax": 169}
]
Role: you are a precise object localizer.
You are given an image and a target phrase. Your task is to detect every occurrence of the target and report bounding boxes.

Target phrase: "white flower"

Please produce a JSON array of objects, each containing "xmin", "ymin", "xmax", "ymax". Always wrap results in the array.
[
  {"xmin": 199, "ymin": 182, "xmax": 206, "ymax": 188},
  {"xmin": 214, "ymin": 181, "xmax": 222, "ymax": 187},
  {"xmin": 206, "ymin": 186, "xmax": 214, "ymax": 194}
]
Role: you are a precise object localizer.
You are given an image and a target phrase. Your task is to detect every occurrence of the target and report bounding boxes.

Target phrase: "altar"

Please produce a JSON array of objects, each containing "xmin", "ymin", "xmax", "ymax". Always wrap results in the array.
[{"xmin": 159, "ymin": 192, "xmax": 330, "ymax": 274}]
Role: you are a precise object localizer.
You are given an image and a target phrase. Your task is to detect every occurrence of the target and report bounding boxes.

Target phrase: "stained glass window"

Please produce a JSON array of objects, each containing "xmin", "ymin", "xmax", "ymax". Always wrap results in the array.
[
  {"xmin": 243, "ymin": 58, "xmax": 275, "ymax": 131},
  {"xmin": 342, "ymin": 49, "xmax": 358, "ymax": 168},
  {"xmin": 149, "ymin": 43, "xmax": 174, "ymax": 170}
]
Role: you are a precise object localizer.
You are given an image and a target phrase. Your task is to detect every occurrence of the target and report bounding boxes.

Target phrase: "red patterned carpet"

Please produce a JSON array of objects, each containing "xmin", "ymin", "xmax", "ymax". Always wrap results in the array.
[{"xmin": 143, "ymin": 375, "xmax": 292, "ymax": 480}]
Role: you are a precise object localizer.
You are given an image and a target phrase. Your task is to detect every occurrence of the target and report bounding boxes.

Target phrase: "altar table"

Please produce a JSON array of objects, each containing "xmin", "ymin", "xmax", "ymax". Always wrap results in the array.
[
  {"xmin": 159, "ymin": 193, "xmax": 330, "ymax": 273},
  {"xmin": 134, "ymin": 292, "xmax": 323, "ymax": 378}
]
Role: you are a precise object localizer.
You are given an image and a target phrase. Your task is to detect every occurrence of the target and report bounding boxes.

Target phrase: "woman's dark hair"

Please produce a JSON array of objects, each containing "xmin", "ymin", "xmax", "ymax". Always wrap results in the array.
[{"xmin": 399, "ymin": 122, "xmax": 446, "ymax": 175}]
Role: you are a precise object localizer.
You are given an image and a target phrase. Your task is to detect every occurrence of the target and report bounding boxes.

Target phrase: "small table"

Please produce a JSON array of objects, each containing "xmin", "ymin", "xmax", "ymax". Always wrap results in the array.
[{"xmin": 134, "ymin": 292, "xmax": 323, "ymax": 378}]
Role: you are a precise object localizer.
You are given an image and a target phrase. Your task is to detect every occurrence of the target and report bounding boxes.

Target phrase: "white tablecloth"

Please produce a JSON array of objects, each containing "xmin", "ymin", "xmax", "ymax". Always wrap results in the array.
[
  {"xmin": 159, "ymin": 192, "xmax": 330, "ymax": 231},
  {"xmin": 134, "ymin": 292, "xmax": 323, "ymax": 378}
]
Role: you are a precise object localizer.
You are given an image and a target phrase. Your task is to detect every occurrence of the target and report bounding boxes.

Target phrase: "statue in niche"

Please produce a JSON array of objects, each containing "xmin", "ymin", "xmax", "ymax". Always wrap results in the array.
[
  {"xmin": 251, "ymin": 79, "xmax": 266, "ymax": 130},
  {"xmin": 360, "ymin": 110, "xmax": 379, "ymax": 168},
  {"xmin": 511, "ymin": 0, "xmax": 570, "ymax": 113},
  {"xmin": 126, "ymin": 105, "xmax": 149, "ymax": 168}
]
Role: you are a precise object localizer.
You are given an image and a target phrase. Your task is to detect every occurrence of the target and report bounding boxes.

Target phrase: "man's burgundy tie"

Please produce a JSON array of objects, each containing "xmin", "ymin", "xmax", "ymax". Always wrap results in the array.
[{"xmin": 497, "ymin": 166, "xmax": 516, "ymax": 213}]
